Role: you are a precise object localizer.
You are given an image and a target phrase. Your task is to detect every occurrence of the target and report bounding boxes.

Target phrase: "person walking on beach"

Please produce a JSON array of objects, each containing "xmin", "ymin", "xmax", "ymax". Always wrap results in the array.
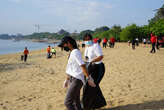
[
  {"xmin": 23, "ymin": 47, "xmax": 29, "ymax": 62},
  {"xmin": 103, "ymin": 38, "xmax": 107, "ymax": 48},
  {"xmin": 82, "ymin": 33, "xmax": 106, "ymax": 110},
  {"xmin": 136, "ymin": 37, "xmax": 139, "ymax": 46},
  {"xmin": 58, "ymin": 36, "xmax": 96, "ymax": 110},
  {"xmin": 51, "ymin": 47, "xmax": 56, "ymax": 58},
  {"xmin": 132, "ymin": 38, "xmax": 136, "ymax": 50},
  {"xmin": 143, "ymin": 38, "xmax": 147, "ymax": 47},
  {"xmin": 150, "ymin": 33, "xmax": 157, "ymax": 53},
  {"xmin": 110, "ymin": 37, "xmax": 115, "ymax": 48},
  {"xmin": 47, "ymin": 45, "xmax": 51, "ymax": 58}
]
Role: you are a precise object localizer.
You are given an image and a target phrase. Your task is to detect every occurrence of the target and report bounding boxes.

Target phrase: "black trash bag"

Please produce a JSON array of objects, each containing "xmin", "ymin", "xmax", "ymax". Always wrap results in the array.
[
  {"xmin": 47, "ymin": 53, "xmax": 52, "ymax": 59},
  {"xmin": 81, "ymin": 82, "xmax": 106, "ymax": 110},
  {"xmin": 21, "ymin": 55, "xmax": 24, "ymax": 61}
]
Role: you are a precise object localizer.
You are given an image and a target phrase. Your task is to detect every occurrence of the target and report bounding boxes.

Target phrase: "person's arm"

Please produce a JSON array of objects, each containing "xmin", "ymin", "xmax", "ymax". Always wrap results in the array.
[
  {"xmin": 63, "ymin": 74, "xmax": 71, "ymax": 88},
  {"xmin": 80, "ymin": 64, "xmax": 96, "ymax": 87},
  {"xmin": 91, "ymin": 56, "xmax": 103, "ymax": 63},
  {"xmin": 80, "ymin": 64, "xmax": 89, "ymax": 78},
  {"xmin": 92, "ymin": 44, "xmax": 103, "ymax": 63},
  {"xmin": 74, "ymin": 51, "xmax": 96, "ymax": 87}
]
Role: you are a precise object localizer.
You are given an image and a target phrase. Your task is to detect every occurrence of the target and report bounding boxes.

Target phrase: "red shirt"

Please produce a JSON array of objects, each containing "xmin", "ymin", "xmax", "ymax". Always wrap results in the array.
[
  {"xmin": 150, "ymin": 36, "xmax": 157, "ymax": 43},
  {"xmin": 110, "ymin": 37, "xmax": 115, "ymax": 43},
  {"xmin": 103, "ymin": 38, "xmax": 107, "ymax": 43},
  {"xmin": 24, "ymin": 49, "xmax": 29, "ymax": 55},
  {"xmin": 47, "ymin": 47, "xmax": 51, "ymax": 53},
  {"xmin": 93, "ymin": 38, "xmax": 98, "ymax": 43}
]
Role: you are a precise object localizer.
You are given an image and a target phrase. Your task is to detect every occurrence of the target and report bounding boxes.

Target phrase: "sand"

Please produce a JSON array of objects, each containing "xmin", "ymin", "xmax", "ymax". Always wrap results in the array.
[{"xmin": 0, "ymin": 43, "xmax": 164, "ymax": 110}]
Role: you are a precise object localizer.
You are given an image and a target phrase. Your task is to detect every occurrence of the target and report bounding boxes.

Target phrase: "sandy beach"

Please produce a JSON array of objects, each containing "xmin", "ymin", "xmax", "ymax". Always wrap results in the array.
[{"xmin": 0, "ymin": 43, "xmax": 164, "ymax": 110}]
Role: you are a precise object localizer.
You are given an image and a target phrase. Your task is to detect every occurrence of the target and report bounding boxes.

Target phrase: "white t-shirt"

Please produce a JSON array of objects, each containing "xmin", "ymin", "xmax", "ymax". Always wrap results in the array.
[
  {"xmin": 66, "ymin": 49, "xmax": 85, "ymax": 83},
  {"xmin": 143, "ymin": 39, "xmax": 146, "ymax": 42},
  {"xmin": 84, "ymin": 43, "xmax": 103, "ymax": 64}
]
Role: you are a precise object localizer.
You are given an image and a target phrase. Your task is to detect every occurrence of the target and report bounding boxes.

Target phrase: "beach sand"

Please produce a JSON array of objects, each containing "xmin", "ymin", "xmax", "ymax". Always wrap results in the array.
[{"xmin": 0, "ymin": 43, "xmax": 164, "ymax": 110}]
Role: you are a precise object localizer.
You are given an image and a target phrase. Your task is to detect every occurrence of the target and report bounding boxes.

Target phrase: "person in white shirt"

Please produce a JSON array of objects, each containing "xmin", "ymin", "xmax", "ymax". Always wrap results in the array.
[
  {"xmin": 143, "ymin": 38, "xmax": 147, "ymax": 47},
  {"xmin": 58, "ymin": 36, "xmax": 96, "ymax": 110},
  {"xmin": 83, "ymin": 33, "xmax": 105, "ymax": 85},
  {"xmin": 81, "ymin": 33, "xmax": 106, "ymax": 109}
]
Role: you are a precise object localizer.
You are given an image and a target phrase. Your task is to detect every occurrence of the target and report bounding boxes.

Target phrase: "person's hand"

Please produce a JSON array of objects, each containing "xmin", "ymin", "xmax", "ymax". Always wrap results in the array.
[
  {"xmin": 63, "ymin": 79, "xmax": 69, "ymax": 88},
  {"xmin": 87, "ymin": 76, "xmax": 96, "ymax": 87}
]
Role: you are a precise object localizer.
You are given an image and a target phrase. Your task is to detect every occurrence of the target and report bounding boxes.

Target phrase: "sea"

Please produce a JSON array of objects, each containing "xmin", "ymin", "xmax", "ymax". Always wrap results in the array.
[{"xmin": 0, "ymin": 39, "xmax": 59, "ymax": 55}]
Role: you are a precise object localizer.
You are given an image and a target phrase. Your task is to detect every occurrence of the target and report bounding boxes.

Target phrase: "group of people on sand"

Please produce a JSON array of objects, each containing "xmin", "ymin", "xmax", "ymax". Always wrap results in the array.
[
  {"xmin": 46, "ymin": 45, "xmax": 56, "ymax": 59},
  {"xmin": 82, "ymin": 37, "xmax": 116, "ymax": 49},
  {"xmin": 128, "ymin": 33, "xmax": 161, "ymax": 53},
  {"xmin": 21, "ymin": 45, "xmax": 56, "ymax": 62},
  {"xmin": 58, "ymin": 33, "xmax": 106, "ymax": 110}
]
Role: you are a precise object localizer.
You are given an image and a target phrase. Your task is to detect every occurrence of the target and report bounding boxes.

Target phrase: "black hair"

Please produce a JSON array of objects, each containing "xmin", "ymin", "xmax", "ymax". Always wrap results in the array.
[
  {"xmin": 83, "ymin": 33, "xmax": 93, "ymax": 41},
  {"xmin": 62, "ymin": 36, "xmax": 78, "ymax": 49}
]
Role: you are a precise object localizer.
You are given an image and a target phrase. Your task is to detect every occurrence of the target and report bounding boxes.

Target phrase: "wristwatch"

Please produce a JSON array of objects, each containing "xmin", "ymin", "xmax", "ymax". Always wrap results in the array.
[{"xmin": 86, "ymin": 77, "xmax": 90, "ymax": 81}]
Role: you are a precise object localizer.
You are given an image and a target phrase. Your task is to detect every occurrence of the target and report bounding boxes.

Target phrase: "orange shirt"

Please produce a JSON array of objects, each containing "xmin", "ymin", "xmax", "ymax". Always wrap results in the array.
[
  {"xmin": 47, "ymin": 47, "xmax": 51, "ymax": 53},
  {"xmin": 24, "ymin": 49, "xmax": 29, "ymax": 55}
]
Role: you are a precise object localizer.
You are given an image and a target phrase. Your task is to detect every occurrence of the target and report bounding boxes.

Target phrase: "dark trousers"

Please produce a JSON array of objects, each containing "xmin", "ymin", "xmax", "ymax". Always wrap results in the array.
[
  {"xmin": 47, "ymin": 53, "xmax": 51, "ymax": 58},
  {"xmin": 103, "ymin": 43, "xmax": 107, "ymax": 48},
  {"xmin": 24, "ymin": 55, "xmax": 27, "ymax": 62},
  {"xmin": 151, "ymin": 43, "xmax": 156, "ymax": 53},
  {"xmin": 88, "ymin": 63, "xmax": 105, "ymax": 85},
  {"xmin": 132, "ymin": 44, "xmax": 135, "ymax": 50},
  {"xmin": 64, "ymin": 77, "xmax": 83, "ymax": 110},
  {"xmin": 156, "ymin": 42, "xmax": 160, "ymax": 50}
]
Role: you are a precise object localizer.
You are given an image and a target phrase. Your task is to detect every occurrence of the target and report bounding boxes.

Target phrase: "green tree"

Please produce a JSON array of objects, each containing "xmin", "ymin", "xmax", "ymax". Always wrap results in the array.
[
  {"xmin": 149, "ymin": 4, "xmax": 164, "ymax": 24},
  {"xmin": 150, "ymin": 19, "xmax": 164, "ymax": 36},
  {"xmin": 120, "ymin": 24, "xmax": 139, "ymax": 41},
  {"xmin": 111, "ymin": 25, "xmax": 122, "ymax": 41}
]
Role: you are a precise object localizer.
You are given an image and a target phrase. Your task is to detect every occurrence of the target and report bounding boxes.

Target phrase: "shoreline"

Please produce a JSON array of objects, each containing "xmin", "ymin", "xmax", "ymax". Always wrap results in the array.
[{"xmin": 0, "ymin": 39, "xmax": 60, "ymax": 56}]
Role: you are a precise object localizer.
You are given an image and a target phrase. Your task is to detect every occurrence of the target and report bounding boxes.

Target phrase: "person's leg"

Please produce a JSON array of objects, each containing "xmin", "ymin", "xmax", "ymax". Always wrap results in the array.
[
  {"xmin": 64, "ymin": 78, "xmax": 83, "ymax": 110},
  {"xmin": 132, "ymin": 45, "xmax": 135, "ymax": 49},
  {"xmin": 73, "ymin": 82, "xmax": 82, "ymax": 110},
  {"xmin": 96, "ymin": 63, "xmax": 105, "ymax": 84},
  {"xmin": 152, "ymin": 43, "xmax": 156, "ymax": 53},
  {"xmin": 24, "ymin": 55, "xmax": 27, "ymax": 62},
  {"xmin": 150, "ymin": 43, "xmax": 153, "ymax": 53},
  {"xmin": 90, "ymin": 63, "xmax": 105, "ymax": 85},
  {"xmin": 104, "ymin": 43, "xmax": 106, "ymax": 48}
]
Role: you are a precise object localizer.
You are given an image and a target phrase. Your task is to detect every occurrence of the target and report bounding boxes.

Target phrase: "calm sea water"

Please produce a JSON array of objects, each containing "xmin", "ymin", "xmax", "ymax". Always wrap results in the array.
[{"xmin": 0, "ymin": 39, "xmax": 58, "ymax": 55}]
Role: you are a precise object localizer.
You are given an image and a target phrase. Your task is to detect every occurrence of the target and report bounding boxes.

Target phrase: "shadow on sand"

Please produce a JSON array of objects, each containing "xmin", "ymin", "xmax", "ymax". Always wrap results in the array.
[
  {"xmin": 0, "ymin": 62, "xmax": 31, "ymax": 72},
  {"xmin": 101, "ymin": 100, "xmax": 164, "ymax": 110}
]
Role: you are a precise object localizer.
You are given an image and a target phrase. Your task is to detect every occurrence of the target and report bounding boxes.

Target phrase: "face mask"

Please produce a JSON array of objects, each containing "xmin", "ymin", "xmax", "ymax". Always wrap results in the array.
[
  {"xmin": 63, "ymin": 46, "xmax": 70, "ymax": 52},
  {"xmin": 85, "ymin": 40, "xmax": 93, "ymax": 46}
]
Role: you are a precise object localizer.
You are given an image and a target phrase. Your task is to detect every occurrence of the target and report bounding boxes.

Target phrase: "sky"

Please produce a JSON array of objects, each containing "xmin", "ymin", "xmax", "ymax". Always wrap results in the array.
[{"xmin": 0, "ymin": 0, "xmax": 163, "ymax": 35}]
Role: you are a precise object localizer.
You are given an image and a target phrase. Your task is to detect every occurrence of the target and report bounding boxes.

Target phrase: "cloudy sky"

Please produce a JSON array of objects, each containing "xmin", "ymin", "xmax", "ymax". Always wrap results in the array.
[{"xmin": 0, "ymin": 0, "xmax": 163, "ymax": 35}]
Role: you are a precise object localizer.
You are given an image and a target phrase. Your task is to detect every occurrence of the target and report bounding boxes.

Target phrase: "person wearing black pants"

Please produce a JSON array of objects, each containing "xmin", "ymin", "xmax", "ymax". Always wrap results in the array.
[
  {"xmin": 103, "ymin": 42, "xmax": 107, "ymax": 48},
  {"xmin": 23, "ymin": 47, "xmax": 29, "ymax": 62},
  {"xmin": 88, "ymin": 63, "xmax": 105, "ymax": 85},
  {"xmin": 24, "ymin": 54, "xmax": 27, "ymax": 62},
  {"xmin": 132, "ymin": 39, "xmax": 135, "ymax": 50},
  {"xmin": 83, "ymin": 33, "xmax": 106, "ymax": 109},
  {"xmin": 150, "ymin": 43, "xmax": 156, "ymax": 53}
]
